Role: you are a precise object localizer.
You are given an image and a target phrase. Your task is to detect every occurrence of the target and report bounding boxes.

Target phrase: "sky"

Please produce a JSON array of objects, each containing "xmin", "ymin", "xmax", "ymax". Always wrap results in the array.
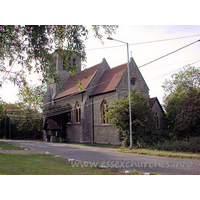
[
  {"xmin": 1, "ymin": 25, "xmax": 200, "ymax": 104},
  {"xmin": 84, "ymin": 25, "xmax": 200, "ymax": 104}
]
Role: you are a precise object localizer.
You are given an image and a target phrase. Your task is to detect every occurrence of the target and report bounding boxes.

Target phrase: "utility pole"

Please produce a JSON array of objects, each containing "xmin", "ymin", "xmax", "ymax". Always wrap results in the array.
[
  {"xmin": 4, "ymin": 109, "xmax": 7, "ymax": 139},
  {"xmin": 9, "ymin": 115, "xmax": 11, "ymax": 139},
  {"xmin": 107, "ymin": 37, "xmax": 133, "ymax": 148}
]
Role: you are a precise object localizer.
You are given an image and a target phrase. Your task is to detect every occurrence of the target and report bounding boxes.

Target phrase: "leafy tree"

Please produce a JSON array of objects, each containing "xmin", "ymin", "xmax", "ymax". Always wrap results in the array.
[
  {"xmin": 162, "ymin": 65, "xmax": 200, "ymax": 98},
  {"xmin": 0, "ymin": 100, "xmax": 5, "ymax": 123},
  {"xmin": 163, "ymin": 90, "xmax": 188, "ymax": 134},
  {"xmin": 0, "ymin": 25, "xmax": 118, "ymax": 88},
  {"xmin": 10, "ymin": 105, "xmax": 43, "ymax": 140},
  {"xmin": 105, "ymin": 91, "xmax": 156, "ymax": 147},
  {"xmin": 18, "ymin": 83, "xmax": 46, "ymax": 111},
  {"xmin": 0, "ymin": 100, "xmax": 43, "ymax": 139},
  {"xmin": 162, "ymin": 65, "xmax": 200, "ymax": 139},
  {"xmin": 0, "ymin": 25, "xmax": 118, "ymax": 108},
  {"xmin": 173, "ymin": 88, "xmax": 200, "ymax": 139}
]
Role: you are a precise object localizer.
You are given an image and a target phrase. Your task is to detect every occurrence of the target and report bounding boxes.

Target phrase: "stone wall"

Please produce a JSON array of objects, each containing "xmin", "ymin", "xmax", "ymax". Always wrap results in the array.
[
  {"xmin": 151, "ymin": 100, "xmax": 167, "ymax": 130},
  {"xmin": 117, "ymin": 58, "xmax": 149, "ymax": 99},
  {"xmin": 92, "ymin": 91, "xmax": 120, "ymax": 145}
]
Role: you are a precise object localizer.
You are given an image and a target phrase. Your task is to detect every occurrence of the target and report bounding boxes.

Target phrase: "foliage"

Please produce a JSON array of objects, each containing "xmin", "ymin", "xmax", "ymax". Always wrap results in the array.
[
  {"xmin": 163, "ymin": 90, "xmax": 188, "ymax": 134},
  {"xmin": 18, "ymin": 83, "xmax": 46, "ymax": 111},
  {"xmin": 0, "ymin": 25, "xmax": 118, "ymax": 108},
  {"xmin": 0, "ymin": 101, "xmax": 43, "ymax": 139},
  {"xmin": 153, "ymin": 137, "xmax": 200, "ymax": 153},
  {"xmin": 0, "ymin": 100, "xmax": 6, "ymax": 123},
  {"xmin": 0, "ymin": 25, "xmax": 118, "ymax": 87},
  {"xmin": 10, "ymin": 104, "xmax": 43, "ymax": 140},
  {"xmin": 162, "ymin": 65, "xmax": 200, "ymax": 140},
  {"xmin": 173, "ymin": 88, "xmax": 200, "ymax": 139},
  {"xmin": 105, "ymin": 91, "xmax": 156, "ymax": 147},
  {"xmin": 162, "ymin": 65, "xmax": 200, "ymax": 98}
]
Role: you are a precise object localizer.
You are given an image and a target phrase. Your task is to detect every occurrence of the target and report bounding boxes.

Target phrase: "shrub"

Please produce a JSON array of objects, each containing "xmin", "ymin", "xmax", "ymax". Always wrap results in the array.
[{"xmin": 153, "ymin": 137, "xmax": 200, "ymax": 153}]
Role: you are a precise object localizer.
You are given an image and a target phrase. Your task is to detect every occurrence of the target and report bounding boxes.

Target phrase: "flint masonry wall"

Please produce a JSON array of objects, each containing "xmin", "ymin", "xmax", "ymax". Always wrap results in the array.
[
  {"xmin": 92, "ymin": 91, "xmax": 120, "ymax": 145},
  {"xmin": 151, "ymin": 100, "xmax": 167, "ymax": 131},
  {"xmin": 55, "ymin": 92, "xmax": 91, "ymax": 143},
  {"xmin": 116, "ymin": 58, "xmax": 149, "ymax": 99}
]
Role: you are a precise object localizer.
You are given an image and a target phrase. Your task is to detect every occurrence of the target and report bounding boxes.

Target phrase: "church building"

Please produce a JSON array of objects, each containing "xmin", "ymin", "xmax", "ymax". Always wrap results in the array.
[{"xmin": 43, "ymin": 52, "xmax": 165, "ymax": 144}]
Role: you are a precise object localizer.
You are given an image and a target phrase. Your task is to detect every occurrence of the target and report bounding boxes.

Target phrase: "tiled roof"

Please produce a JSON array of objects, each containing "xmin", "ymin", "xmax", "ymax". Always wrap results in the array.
[
  {"xmin": 90, "ymin": 63, "xmax": 127, "ymax": 96},
  {"xmin": 47, "ymin": 119, "xmax": 59, "ymax": 130},
  {"xmin": 54, "ymin": 63, "xmax": 101, "ymax": 99}
]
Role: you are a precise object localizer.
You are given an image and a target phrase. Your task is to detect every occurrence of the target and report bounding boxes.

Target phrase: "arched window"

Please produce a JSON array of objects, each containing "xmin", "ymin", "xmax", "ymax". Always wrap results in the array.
[
  {"xmin": 73, "ymin": 58, "xmax": 76, "ymax": 66},
  {"xmin": 101, "ymin": 100, "xmax": 108, "ymax": 124},
  {"xmin": 75, "ymin": 102, "xmax": 81, "ymax": 123},
  {"xmin": 63, "ymin": 60, "xmax": 66, "ymax": 70},
  {"xmin": 68, "ymin": 57, "xmax": 71, "ymax": 65},
  {"xmin": 154, "ymin": 113, "xmax": 160, "ymax": 128}
]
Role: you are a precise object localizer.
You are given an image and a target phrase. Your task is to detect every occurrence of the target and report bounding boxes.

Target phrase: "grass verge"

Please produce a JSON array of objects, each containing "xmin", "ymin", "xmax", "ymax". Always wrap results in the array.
[
  {"xmin": 118, "ymin": 148, "xmax": 200, "ymax": 160},
  {"xmin": 0, "ymin": 142, "xmax": 28, "ymax": 150},
  {"xmin": 0, "ymin": 153, "xmax": 126, "ymax": 175}
]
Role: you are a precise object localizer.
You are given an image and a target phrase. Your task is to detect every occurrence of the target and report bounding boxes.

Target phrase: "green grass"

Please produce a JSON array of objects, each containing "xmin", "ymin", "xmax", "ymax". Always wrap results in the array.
[
  {"xmin": 0, "ymin": 142, "xmax": 27, "ymax": 150},
  {"xmin": 0, "ymin": 142, "xmax": 155, "ymax": 175},
  {"xmin": 0, "ymin": 153, "xmax": 128, "ymax": 175},
  {"xmin": 118, "ymin": 148, "xmax": 200, "ymax": 160}
]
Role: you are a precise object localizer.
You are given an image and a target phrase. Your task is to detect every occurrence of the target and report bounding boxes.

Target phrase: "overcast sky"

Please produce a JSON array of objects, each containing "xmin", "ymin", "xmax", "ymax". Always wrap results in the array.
[{"xmin": 1, "ymin": 25, "xmax": 200, "ymax": 104}]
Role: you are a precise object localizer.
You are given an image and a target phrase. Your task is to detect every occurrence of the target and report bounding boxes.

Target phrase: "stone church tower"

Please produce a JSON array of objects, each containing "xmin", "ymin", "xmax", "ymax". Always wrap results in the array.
[{"xmin": 43, "ymin": 52, "xmax": 81, "ymax": 109}]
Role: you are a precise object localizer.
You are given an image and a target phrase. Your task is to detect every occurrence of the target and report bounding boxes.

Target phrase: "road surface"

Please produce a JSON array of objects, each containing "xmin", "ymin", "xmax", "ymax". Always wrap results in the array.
[{"xmin": 1, "ymin": 140, "xmax": 200, "ymax": 175}]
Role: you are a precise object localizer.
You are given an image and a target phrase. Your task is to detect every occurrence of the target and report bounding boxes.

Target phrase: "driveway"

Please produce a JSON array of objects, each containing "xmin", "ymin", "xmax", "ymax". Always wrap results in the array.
[{"xmin": 1, "ymin": 140, "xmax": 200, "ymax": 175}]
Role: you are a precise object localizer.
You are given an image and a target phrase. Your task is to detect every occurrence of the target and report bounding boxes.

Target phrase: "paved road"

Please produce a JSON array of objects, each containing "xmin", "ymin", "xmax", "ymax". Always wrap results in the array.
[{"xmin": 1, "ymin": 140, "xmax": 200, "ymax": 175}]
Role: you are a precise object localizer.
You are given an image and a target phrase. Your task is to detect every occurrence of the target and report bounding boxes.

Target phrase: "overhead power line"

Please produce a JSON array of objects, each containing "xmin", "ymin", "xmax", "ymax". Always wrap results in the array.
[
  {"xmin": 139, "ymin": 39, "xmax": 200, "ymax": 68},
  {"xmin": 86, "ymin": 34, "xmax": 200, "ymax": 51}
]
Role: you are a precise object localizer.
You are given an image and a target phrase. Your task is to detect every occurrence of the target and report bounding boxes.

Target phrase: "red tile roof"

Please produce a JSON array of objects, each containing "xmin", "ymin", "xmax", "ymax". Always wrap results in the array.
[
  {"xmin": 54, "ymin": 63, "xmax": 101, "ymax": 99},
  {"xmin": 47, "ymin": 119, "xmax": 59, "ymax": 130},
  {"xmin": 90, "ymin": 63, "xmax": 127, "ymax": 96}
]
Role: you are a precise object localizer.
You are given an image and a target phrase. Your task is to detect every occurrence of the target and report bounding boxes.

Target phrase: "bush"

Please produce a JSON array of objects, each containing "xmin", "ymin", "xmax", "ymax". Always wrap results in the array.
[{"xmin": 153, "ymin": 137, "xmax": 200, "ymax": 153}]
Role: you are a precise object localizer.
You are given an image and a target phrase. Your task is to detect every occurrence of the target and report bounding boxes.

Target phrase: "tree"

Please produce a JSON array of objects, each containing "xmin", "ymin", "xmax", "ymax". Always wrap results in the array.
[
  {"xmin": 0, "ymin": 25, "xmax": 118, "ymax": 88},
  {"xmin": 10, "ymin": 105, "xmax": 43, "ymax": 140},
  {"xmin": 0, "ymin": 100, "xmax": 43, "ymax": 139},
  {"xmin": 173, "ymin": 88, "xmax": 200, "ymax": 139},
  {"xmin": 18, "ymin": 83, "xmax": 46, "ymax": 111},
  {"xmin": 0, "ymin": 25, "xmax": 118, "ymax": 108},
  {"xmin": 162, "ymin": 65, "xmax": 200, "ymax": 98},
  {"xmin": 163, "ymin": 90, "xmax": 188, "ymax": 134},
  {"xmin": 162, "ymin": 65, "xmax": 200, "ymax": 139},
  {"xmin": 105, "ymin": 91, "xmax": 156, "ymax": 147}
]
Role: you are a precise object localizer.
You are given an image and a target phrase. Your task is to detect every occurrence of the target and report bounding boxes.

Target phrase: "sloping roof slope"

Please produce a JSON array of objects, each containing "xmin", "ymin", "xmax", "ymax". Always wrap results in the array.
[
  {"xmin": 149, "ymin": 97, "xmax": 157, "ymax": 108},
  {"xmin": 90, "ymin": 63, "xmax": 127, "ymax": 96},
  {"xmin": 54, "ymin": 63, "xmax": 101, "ymax": 99},
  {"xmin": 47, "ymin": 119, "xmax": 59, "ymax": 130},
  {"xmin": 149, "ymin": 97, "xmax": 165, "ymax": 113}
]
